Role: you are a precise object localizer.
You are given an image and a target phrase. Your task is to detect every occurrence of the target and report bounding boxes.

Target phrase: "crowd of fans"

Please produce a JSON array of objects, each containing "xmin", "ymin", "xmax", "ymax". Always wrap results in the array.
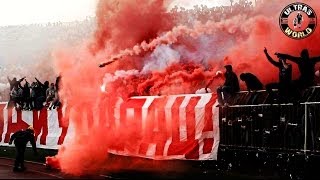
[
  {"xmin": 0, "ymin": 17, "xmax": 95, "ymax": 102},
  {"xmin": 169, "ymin": 0, "xmax": 257, "ymax": 25},
  {"xmin": 212, "ymin": 48, "xmax": 320, "ymax": 106},
  {"xmin": 7, "ymin": 76, "xmax": 61, "ymax": 110}
]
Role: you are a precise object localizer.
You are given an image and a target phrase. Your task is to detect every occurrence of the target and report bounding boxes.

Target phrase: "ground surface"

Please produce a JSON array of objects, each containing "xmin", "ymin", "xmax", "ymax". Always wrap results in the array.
[
  {"xmin": 0, "ymin": 146, "xmax": 288, "ymax": 179},
  {"xmin": 0, "ymin": 158, "xmax": 107, "ymax": 179}
]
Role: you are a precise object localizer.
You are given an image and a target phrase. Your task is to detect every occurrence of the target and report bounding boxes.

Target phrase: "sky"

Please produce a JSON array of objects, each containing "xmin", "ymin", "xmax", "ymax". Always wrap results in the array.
[
  {"xmin": 0, "ymin": 0, "xmax": 252, "ymax": 26},
  {"xmin": 0, "ymin": 0, "xmax": 97, "ymax": 26}
]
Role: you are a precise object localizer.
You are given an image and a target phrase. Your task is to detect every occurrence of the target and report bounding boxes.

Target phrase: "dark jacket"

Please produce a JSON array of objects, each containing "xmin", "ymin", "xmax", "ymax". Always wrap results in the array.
[
  {"xmin": 265, "ymin": 52, "xmax": 292, "ymax": 85},
  {"xmin": 276, "ymin": 53, "xmax": 320, "ymax": 87},
  {"xmin": 241, "ymin": 73, "xmax": 264, "ymax": 91},
  {"xmin": 224, "ymin": 71, "xmax": 240, "ymax": 93},
  {"xmin": 7, "ymin": 77, "xmax": 24, "ymax": 91},
  {"xmin": 56, "ymin": 76, "xmax": 61, "ymax": 92},
  {"xmin": 9, "ymin": 130, "xmax": 37, "ymax": 153}
]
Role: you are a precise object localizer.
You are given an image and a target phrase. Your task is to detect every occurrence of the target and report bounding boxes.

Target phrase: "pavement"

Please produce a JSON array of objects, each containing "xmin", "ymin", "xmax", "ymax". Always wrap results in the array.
[
  {"xmin": 0, "ymin": 157, "xmax": 222, "ymax": 179},
  {"xmin": 0, "ymin": 158, "xmax": 106, "ymax": 179},
  {"xmin": 0, "ymin": 153, "xmax": 285, "ymax": 179}
]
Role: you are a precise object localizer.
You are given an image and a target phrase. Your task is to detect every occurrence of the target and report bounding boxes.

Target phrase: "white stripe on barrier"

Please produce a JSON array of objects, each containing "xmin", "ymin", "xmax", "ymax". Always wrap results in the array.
[
  {"xmin": 163, "ymin": 96, "xmax": 176, "ymax": 156},
  {"xmin": 0, "ymin": 94, "xmax": 219, "ymax": 160},
  {"xmin": 179, "ymin": 96, "xmax": 191, "ymax": 142}
]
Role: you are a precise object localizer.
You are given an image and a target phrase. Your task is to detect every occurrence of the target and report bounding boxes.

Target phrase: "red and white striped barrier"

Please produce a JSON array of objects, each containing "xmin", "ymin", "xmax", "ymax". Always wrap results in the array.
[{"xmin": 0, "ymin": 93, "xmax": 219, "ymax": 160}]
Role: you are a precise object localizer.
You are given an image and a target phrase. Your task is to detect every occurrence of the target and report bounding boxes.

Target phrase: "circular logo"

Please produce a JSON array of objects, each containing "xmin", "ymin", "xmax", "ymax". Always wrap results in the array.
[{"xmin": 279, "ymin": 2, "xmax": 317, "ymax": 39}]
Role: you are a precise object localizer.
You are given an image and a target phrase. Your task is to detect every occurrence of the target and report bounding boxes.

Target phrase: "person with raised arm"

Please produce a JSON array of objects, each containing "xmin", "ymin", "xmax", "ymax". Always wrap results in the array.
[
  {"xmin": 275, "ymin": 49, "xmax": 320, "ymax": 89},
  {"xmin": 264, "ymin": 48, "xmax": 297, "ymax": 102}
]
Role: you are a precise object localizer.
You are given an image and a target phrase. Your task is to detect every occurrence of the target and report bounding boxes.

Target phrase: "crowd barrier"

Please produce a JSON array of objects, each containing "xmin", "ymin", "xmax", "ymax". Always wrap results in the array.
[
  {"xmin": 2, "ymin": 88, "xmax": 320, "ymax": 161},
  {"xmin": 0, "ymin": 93, "xmax": 220, "ymax": 161},
  {"xmin": 219, "ymin": 87, "xmax": 320, "ymax": 154}
]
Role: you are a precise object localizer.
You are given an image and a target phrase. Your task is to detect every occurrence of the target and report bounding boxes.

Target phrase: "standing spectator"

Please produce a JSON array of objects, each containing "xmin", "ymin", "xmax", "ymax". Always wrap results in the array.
[
  {"xmin": 53, "ymin": 75, "xmax": 62, "ymax": 109},
  {"xmin": 9, "ymin": 126, "xmax": 38, "ymax": 172},
  {"xmin": 55, "ymin": 75, "xmax": 61, "ymax": 92},
  {"xmin": 10, "ymin": 86, "xmax": 23, "ymax": 109},
  {"xmin": 275, "ymin": 49, "xmax": 320, "ymax": 89},
  {"xmin": 7, "ymin": 76, "xmax": 25, "ymax": 108},
  {"xmin": 7, "ymin": 76, "xmax": 25, "ymax": 91},
  {"xmin": 34, "ymin": 78, "xmax": 49, "ymax": 110},
  {"xmin": 30, "ymin": 82, "xmax": 37, "ymax": 110},
  {"xmin": 45, "ymin": 83, "xmax": 56, "ymax": 109},
  {"xmin": 22, "ymin": 79, "xmax": 31, "ymax": 110},
  {"xmin": 265, "ymin": 48, "xmax": 297, "ymax": 102}
]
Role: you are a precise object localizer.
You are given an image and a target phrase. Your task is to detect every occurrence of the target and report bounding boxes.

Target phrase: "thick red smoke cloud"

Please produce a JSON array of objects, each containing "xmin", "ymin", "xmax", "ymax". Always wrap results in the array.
[
  {"xmin": 226, "ymin": 0, "xmax": 320, "ymax": 84},
  {"xmin": 49, "ymin": 0, "xmax": 320, "ymax": 175},
  {"xmin": 90, "ymin": 0, "xmax": 173, "ymax": 54}
]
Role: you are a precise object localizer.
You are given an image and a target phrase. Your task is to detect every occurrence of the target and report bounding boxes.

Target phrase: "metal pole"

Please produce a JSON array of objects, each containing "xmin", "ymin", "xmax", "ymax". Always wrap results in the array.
[{"xmin": 304, "ymin": 104, "xmax": 307, "ymax": 153}]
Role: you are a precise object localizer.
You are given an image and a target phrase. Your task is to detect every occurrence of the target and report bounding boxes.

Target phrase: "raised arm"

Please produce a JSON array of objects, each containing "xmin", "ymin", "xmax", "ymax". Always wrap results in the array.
[
  {"xmin": 18, "ymin": 82, "xmax": 23, "ymax": 89},
  {"xmin": 264, "ymin": 48, "xmax": 280, "ymax": 67},
  {"xmin": 311, "ymin": 56, "xmax": 320, "ymax": 63},
  {"xmin": 35, "ymin": 77, "xmax": 44, "ymax": 86},
  {"xmin": 7, "ymin": 76, "xmax": 12, "ymax": 84},
  {"xmin": 25, "ymin": 79, "xmax": 30, "ymax": 88},
  {"xmin": 275, "ymin": 53, "xmax": 300, "ymax": 63},
  {"xmin": 205, "ymin": 79, "xmax": 214, "ymax": 93},
  {"xmin": 18, "ymin": 77, "xmax": 26, "ymax": 83},
  {"xmin": 205, "ymin": 71, "xmax": 223, "ymax": 93}
]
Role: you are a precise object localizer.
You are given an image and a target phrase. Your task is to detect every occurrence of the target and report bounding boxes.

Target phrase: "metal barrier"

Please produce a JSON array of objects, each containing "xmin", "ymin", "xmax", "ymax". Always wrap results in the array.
[{"xmin": 219, "ymin": 102, "xmax": 320, "ymax": 154}]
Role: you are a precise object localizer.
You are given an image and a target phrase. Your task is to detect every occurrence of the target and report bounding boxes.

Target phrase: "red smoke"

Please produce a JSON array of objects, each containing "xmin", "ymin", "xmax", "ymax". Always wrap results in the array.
[
  {"xmin": 90, "ymin": 0, "xmax": 173, "ymax": 55},
  {"xmin": 49, "ymin": 0, "xmax": 320, "ymax": 175},
  {"xmin": 226, "ymin": 0, "xmax": 320, "ymax": 84}
]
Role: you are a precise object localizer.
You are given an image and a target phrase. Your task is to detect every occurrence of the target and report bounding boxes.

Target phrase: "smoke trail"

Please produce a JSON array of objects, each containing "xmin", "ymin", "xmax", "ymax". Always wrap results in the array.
[
  {"xmin": 141, "ymin": 44, "xmax": 181, "ymax": 73},
  {"xmin": 103, "ymin": 0, "xmax": 320, "ymax": 84},
  {"xmin": 99, "ymin": 15, "xmax": 247, "ymax": 62}
]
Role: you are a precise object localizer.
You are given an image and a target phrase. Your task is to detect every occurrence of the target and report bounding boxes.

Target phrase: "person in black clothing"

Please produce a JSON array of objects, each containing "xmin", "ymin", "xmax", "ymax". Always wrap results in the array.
[
  {"xmin": 53, "ymin": 75, "xmax": 62, "ymax": 109},
  {"xmin": 217, "ymin": 65, "xmax": 240, "ymax": 106},
  {"xmin": 275, "ymin": 49, "xmax": 320, "ymax": 89},
  {"xmin": 264, "ymin": 48, "xmax": 297, "ymax": 102},
  {"xmin": 30, "ymin": 82, "xmax": 38, "ymax": 110},
  {"xmin": 35, "ymin": 78, "xmax": 49, "ymax": 96},
  {"xmin": 22, "ymin": 79, "xmax": 31, "ymax": 110},
  {"xmin": 34, "ymin": 78, "xmax": 49, "ymax": 110},
  {"xmin": 240, "ymin": 72, "xmax": 263, "ymax": 104},
  {"xmin": 9, "ymin": 126, "xmax": 38, "ymax": 172},
  {"xmin": 10, "ymin": 85, "xmax": 23, "ymax": 109},
  {"xmin": 7, "ymin": 76, "xmax": 25, "ymax": 91},
  {"xmin": 7, "ymin": 76, "xmax": 25, "ymax": 108},
  {"xmin": 55, "ymin": 75, "xmax": 61, "ymax": 92},
  {"xmin": 240, "ymin": 73, "xmax": 263, "ymax": 92}
]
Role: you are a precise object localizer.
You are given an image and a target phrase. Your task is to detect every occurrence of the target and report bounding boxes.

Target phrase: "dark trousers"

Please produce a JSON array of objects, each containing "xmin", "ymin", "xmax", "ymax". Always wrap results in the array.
[
  {"xmin": 14, "ymin": 145, "xmax": 26, "ymax": 169},
  {"xmin": 9, "ymin": 97, "xmax": 24, "ymax": 109},
  {"xmin": 217, "ymin": 86, "xmax": 234, "ymax": 105},
  {"xmin": 23, "ymin": 97, "xmax": 32, "ymax": 109}
]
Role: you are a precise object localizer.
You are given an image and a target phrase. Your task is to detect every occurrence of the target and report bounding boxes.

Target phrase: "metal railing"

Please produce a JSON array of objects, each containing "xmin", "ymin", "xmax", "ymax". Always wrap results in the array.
[{"xmin": 219, "ymin": 102, "xmax": 320, "ymax": 154}]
